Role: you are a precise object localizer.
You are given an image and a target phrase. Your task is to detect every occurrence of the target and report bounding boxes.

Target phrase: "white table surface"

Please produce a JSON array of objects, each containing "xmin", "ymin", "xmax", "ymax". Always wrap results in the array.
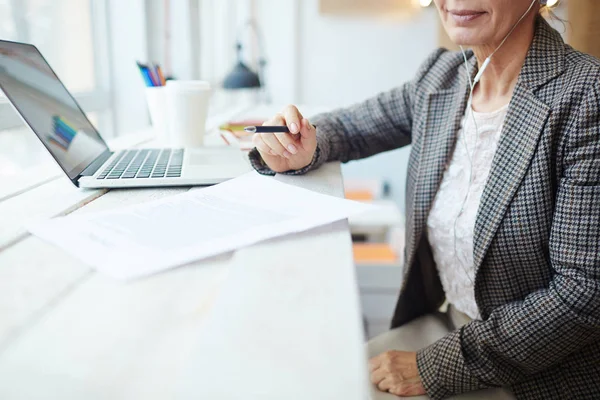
[{"xmin": 0, "ymin": 107, "xmax": 369, "ymax": 399}]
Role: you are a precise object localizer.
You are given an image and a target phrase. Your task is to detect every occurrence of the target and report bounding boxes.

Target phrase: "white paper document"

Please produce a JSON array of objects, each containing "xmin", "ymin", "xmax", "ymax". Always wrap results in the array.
[{"xmin": 28, "ymin": 172, "xmax": 375, "ymax": 280}]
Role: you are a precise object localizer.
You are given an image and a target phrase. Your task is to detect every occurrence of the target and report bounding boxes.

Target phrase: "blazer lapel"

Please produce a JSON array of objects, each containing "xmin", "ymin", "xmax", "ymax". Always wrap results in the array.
[
  {"xmin": 472, "ymin": 16, "xmax": 563, "ymax": 272},
  {"xmin": 406, "ymin": 85, "xmax": 470, "ymax": 267},
  {"xmin": 472, "ymin": 87, "xmax": 550, "ymax": 271}
]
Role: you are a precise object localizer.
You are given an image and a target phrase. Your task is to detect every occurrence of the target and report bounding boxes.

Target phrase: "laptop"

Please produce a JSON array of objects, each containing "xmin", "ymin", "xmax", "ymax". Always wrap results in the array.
[{"xmin": 0, "ymin": 40, "xmax": 252, "ymax": 189}]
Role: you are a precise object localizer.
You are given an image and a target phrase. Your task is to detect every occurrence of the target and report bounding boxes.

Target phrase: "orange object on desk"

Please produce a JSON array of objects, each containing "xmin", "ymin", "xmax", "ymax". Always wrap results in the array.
[
  {"xmin": 353, "ymin": 243, "xmax": 397, "ymax": 264},
  {"xmin": 345, "ymin": 190, "xmax": 375, "ymax": 202}
]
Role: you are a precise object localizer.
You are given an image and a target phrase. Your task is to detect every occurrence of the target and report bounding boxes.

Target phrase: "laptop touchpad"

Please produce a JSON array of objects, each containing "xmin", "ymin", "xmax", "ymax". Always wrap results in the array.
[
  {"xmin": 188, "ymin": 152, "xmax": 233, "ymax": 165},
  {"xmin": 184, "ymin": 149, "xmax": 252, "ymax": 178}
]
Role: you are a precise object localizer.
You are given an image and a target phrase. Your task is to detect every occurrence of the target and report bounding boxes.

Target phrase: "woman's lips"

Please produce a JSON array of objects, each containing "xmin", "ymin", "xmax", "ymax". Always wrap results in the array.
[{"xmin": 448, "ymin": 10, "xmax": 485, "ymax": 24}]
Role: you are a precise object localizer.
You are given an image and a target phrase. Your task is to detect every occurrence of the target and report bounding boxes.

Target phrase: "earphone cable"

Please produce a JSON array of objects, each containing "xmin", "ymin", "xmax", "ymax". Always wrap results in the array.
[{"xmin": 449, "ymin": 0, "xmax": 539, "ymax": 290}]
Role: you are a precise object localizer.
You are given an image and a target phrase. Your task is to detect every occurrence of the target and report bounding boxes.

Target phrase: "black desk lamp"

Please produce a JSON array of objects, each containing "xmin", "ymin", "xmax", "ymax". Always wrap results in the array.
[
  {"xmin": 222, "ymin": 20, "xmax": 270, "ymax": 102},
  {"xmin": 223, "ymin": 43, "xmax": 261, "ymax": 89}
]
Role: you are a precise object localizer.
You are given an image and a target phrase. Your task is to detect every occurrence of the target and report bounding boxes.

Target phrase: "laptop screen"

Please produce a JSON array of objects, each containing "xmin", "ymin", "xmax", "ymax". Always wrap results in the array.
[{"xmin": 0, "ymin": 40, "xmax": 109, "ymax": 180}]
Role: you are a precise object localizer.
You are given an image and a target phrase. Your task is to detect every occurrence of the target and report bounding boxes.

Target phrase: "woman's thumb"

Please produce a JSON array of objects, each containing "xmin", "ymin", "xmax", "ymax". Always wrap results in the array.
[{"xmin": 299, "ymin": 118, "xmax": 317, "ymax": 149}]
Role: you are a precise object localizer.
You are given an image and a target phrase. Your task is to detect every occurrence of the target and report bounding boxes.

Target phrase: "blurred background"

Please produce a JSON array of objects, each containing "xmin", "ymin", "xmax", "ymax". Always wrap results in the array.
[
  {"xmin": 1, "ymin": 0, "xmax": 595, "ymax": 336},
  {"xmin": 0, "ymin": 0, "xmax": 581, "ymax": 207}
]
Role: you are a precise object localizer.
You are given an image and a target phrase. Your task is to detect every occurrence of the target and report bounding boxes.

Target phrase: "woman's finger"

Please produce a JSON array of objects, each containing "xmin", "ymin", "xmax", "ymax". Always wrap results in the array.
[
  {"xmin": 261, "ymin": 132, "xmax": 289, "ymax": 158},
  {"xmin": 264, "ymin": 114, "xmax": 286, "ymax": 127},
  {"xmin": 369, "ymin": 368, "xmax": 388, "ymax": 386},
  {"xmin": 283, "ymin": 104, "xmax": 303, "ymax": 134},
  {"xmin": 299, "ymin": 118, "xmax": 317, "ymax": 150},
  {"xmin": 377, "ymin": 377, "xmax": 394, "ymax": 392},
  {"xmin": 368, "ymin": 354, "xmax": 383, "ymax": 372},
  {"xmin": 252, "ymin": 134, "xmax": 275, "ymax": 156},
  {"xmin": 261, "ymin": 114, "xmax": 296, "ymax": 156},
  {"xmin": 274, "ymin": 132, "xmax": 299, "ymax": 155}
]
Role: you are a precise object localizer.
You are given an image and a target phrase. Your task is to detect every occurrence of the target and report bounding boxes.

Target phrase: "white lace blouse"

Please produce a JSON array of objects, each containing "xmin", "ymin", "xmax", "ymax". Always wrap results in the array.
[{"xmin": 426, "ymin": 103, "xmax": 509, "ymax": 319}]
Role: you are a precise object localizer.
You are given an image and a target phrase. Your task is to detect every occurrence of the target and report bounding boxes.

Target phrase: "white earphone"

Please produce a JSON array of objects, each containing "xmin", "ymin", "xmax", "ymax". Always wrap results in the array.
[
  {"xmin": 471, "ymin": 0, "xmax": 540, "ymax": 85},
  {"xmin": 452, "ymin": 0, "xmax": 540, "ymax": 287}
]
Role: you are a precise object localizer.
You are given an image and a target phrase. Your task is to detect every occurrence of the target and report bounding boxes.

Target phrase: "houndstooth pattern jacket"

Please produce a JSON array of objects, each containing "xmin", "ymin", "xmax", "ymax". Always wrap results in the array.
[{"xmin": 248, "ymin": 17, "xmax": 600, "ymax": 400}]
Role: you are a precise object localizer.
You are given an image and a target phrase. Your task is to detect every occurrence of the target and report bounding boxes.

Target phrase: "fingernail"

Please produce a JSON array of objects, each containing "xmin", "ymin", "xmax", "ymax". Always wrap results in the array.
[
  {"xmin": 287, "ymin": 144, "xmax": 297, "ymax": 154},
  {"xmin": 290, "ymin": 122, "xmax": 299, "ymax": 133},
  {"xmin": 283, "ymin": 150, "xmax": 292, "ymax": 159}
]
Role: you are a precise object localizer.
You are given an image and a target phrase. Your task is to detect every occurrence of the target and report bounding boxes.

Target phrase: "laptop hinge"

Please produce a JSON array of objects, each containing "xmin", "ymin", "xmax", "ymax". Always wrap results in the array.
[{"xmin": 79, "ymin": 150, "xmax": 114, "ymax": 177}]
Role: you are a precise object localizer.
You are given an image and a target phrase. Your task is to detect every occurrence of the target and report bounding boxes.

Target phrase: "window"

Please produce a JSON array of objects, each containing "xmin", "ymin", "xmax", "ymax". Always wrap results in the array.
[
  {"xmin": 0, "ymin": 0, "xmax": 261, "ymax": 191},
  {"xmin": 0, "ymin": 0, "xmax": 110, "ymax": 182},
  {"xmin": 151, "ymin": 0, "xmax": 259, "ymax": 114}
]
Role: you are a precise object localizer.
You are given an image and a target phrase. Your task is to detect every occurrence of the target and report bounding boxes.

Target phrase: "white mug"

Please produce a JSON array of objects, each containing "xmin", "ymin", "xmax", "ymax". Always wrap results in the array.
[{"xmin": 166, "ymin": 80, "xmax": 211, "ymax": 148}]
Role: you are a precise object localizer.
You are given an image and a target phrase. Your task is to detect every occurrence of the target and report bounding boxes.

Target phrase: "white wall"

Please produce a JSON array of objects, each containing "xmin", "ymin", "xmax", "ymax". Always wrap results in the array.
[
  {"xmin": 256, "ymin": 0, "xmax": 439, "ymax": 209},
  {"xmin": 298, "ymin": 3, "xmax": 438, "ymax": 107}
]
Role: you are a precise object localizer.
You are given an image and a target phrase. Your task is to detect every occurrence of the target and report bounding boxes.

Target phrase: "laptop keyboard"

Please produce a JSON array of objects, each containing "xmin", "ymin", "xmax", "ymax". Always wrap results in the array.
[{"xmin": 96, "ymin": 149, "xmax": 184, "ymax": 180}]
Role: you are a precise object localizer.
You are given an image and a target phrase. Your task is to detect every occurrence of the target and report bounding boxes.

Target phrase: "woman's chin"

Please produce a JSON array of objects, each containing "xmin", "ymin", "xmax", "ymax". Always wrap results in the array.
[{"xmin": 445, "ymin": 30, "xmax": 485, "ymax": 47}]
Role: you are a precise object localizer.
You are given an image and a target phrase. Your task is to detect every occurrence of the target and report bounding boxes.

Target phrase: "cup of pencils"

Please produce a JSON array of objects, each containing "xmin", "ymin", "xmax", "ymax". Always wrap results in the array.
[{"xmin": 137, "ymin": 62, "xmax": 169, "ymax": 144}]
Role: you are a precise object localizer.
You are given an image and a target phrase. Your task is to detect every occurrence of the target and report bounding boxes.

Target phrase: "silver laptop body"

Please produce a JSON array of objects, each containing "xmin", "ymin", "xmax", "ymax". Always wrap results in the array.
[{"xmin": 0, "ymin": 39, "xmax": 251, "ymax": 189}]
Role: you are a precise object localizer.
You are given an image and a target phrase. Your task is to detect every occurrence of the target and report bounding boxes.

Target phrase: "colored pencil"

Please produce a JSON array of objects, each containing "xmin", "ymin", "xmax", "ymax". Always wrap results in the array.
[
  {"xmin": 156, "ymin": 64, "xmax": 166, "ymax": 86},
  {"xmin": 147, "ymin": 63, "xmax": 160, "ymax": 86},
  {"xmin": 136, "ymin": 61, "xmax": 154, "ymax": 87}
]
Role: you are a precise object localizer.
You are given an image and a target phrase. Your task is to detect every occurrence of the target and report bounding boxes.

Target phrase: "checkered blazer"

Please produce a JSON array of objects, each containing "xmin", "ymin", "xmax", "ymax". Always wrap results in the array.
[{"xmin": 248, "ymin": 16, "xmax": 600, "ymax": 400}]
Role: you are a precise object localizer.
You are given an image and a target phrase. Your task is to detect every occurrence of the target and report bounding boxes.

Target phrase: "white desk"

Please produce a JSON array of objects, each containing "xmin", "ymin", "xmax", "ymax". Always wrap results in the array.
[{"xmin": 0, "ymin": 110, "xmax": 369, "ymax": 399}]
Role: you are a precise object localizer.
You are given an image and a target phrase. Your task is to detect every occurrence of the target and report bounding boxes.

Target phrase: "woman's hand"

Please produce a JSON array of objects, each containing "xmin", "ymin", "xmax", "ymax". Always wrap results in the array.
[
  {"xmin": 252, "ymin": 105, "xmax": 317, "ymax": 173},
  {"xmin": 369, "ymin": 351, "xmax": 426, "ymax": 397}
]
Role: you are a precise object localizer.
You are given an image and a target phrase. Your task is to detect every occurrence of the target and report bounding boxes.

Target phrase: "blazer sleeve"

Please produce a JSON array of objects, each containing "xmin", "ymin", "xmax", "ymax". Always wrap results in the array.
[
  {"xmin": 416, "ymin": 82, "xmax": 600, "ymax": 399},
  {"xmin": 248, "ymin": 48, "xmax": 447, "ymax": 176}
]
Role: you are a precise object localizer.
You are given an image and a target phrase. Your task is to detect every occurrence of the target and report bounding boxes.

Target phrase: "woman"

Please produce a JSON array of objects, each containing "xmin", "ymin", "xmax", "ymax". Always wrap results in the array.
[{"xmin": 248, "ymin": 0, "xmax": 600, "ymax": 399}]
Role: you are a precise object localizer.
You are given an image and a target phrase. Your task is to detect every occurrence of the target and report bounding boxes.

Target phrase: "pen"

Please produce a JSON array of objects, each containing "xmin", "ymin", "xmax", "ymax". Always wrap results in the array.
[
  {"xmin": 143, "ymin": 68, "xmax": 156, "ymax": 86},
  {"xmin": 147, "ymin": 63, "xmax": 161, "ymax": 86},
  {"xmin": 136, "ymin": 62, "xmax": 154, "ymax": 87},
  {"xmin": 244, "ymin": 126, "xmax": 291, "ymax": 134},
  {"xmin": 156, "ymin": 64, "xmax": 167, "ymax": 86}
]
